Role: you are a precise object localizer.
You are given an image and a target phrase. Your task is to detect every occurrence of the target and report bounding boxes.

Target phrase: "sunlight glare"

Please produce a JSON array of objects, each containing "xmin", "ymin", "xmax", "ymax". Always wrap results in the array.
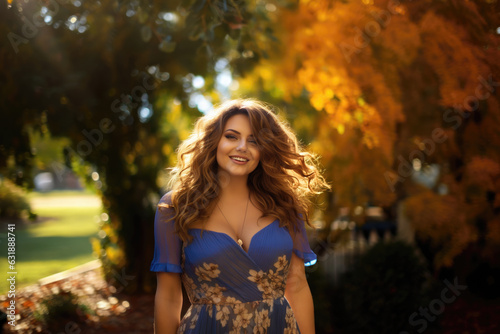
[{"xmin": 192, "ymin": 76, "xmax": 205, "ymax": 89}]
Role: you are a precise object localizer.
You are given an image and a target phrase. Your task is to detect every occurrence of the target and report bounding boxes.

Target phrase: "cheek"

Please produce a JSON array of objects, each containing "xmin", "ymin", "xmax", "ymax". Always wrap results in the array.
[
  {"xmin": 217, "ymin": 141, "xmax": 227, "ymax": 155},
  {"xmin": 252, "ymin": 148, "xmax": 261, "ymax": 162},
  {"xmin": 216, "ymin": 143, "xmax": 224, "ymax": 163}
]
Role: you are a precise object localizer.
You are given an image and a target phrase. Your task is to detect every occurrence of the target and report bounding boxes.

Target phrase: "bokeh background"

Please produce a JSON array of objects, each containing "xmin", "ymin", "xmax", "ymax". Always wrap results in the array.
[{"xmin": 1, "ymin": 0, "xmax": 499, "ymax": 333}]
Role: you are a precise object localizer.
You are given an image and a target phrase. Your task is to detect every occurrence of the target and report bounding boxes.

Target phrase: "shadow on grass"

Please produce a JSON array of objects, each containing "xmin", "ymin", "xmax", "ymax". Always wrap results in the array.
[{"xmin": 15, "ymin": 234, "xmax": 95, "ymax": 262}]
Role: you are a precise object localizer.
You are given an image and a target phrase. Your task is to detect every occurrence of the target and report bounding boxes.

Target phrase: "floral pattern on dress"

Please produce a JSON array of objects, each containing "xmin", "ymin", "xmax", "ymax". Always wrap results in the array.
[
  {"xmin": 247, "ymin": 255, "xmax": 290, "ymax": 312},
  {"xmin": 193, "ymin": 262, "xmax": 227, "ymax": 304},
  {"xmin": 215, "ymin": 303, "xmax": 231, "ymax": 326},
  {"xmin": 177, "ymin": 254, "xmax": 299, "ymax": 333},
  {"xmin": 230, "ymin": 302, "xmax": 254, "ymax": 333},
  {"xmin": 195, "ymin": 262, "xmax": 220, "ymax": 281},
  {"xmin": 284, "ymin": 305, "xmax": 299, "ymax": 334},
  {"xmin": 253, "ymin": 308, "xmax": 271, "ymax": 334}
]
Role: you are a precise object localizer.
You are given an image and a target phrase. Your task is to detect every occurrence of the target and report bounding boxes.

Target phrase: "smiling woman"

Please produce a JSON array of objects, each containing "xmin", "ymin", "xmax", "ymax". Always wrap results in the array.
[{"xmin": 150, "ymin": 98, "xmax": 331, "ymax": 334}]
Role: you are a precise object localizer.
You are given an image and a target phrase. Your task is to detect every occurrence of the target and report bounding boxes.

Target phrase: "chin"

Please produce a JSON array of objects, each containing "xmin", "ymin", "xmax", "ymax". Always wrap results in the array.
[
  {"xmin": 224, "ymin": 167, "xmax": 254, "ymax": 177},
  {"xmin": 228, "ymin": 170, "xmax": 251, "ymax": 177}
]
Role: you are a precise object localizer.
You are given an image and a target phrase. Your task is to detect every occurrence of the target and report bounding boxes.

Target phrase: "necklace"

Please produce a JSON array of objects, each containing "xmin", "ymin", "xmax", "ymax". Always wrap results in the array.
[{"xmin": 216, "ymin": 194, "xmax": 250, "ymax": 248}]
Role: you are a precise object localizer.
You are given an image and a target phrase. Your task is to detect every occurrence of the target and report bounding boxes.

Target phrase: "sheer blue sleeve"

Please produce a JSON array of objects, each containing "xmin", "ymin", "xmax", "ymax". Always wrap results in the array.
[
  {"xmin": 291, "ymin": 214, "xmax": 318, "ymax": 266},
  {"xmin": 150, "ymin": 191, "xmax": 183, "ymax": 273}
]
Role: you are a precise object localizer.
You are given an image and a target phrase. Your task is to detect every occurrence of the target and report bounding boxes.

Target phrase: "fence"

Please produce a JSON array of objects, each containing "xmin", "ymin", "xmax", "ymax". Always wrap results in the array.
[{"xmin": 313, "ymin": 221, "xmax": 397, "ymax": 286}]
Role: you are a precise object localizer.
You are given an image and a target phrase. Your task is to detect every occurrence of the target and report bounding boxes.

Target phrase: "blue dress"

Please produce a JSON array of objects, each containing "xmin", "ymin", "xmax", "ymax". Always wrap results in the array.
[{"xmin": 150, "ymin": 192, "xmax": 317, "ymax": 333}]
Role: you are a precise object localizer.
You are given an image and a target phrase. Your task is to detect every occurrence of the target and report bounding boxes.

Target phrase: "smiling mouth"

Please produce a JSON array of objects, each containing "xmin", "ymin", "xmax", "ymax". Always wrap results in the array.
[{"xmin": 231, "ymin": 156, "xmax": 249, "ymax": 162}]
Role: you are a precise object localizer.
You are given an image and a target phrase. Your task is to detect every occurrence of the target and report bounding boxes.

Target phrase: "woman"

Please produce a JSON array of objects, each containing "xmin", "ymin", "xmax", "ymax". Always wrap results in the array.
[{"xmin": 151, "ymin": 98, "xmax": 330, "ymax": 333}]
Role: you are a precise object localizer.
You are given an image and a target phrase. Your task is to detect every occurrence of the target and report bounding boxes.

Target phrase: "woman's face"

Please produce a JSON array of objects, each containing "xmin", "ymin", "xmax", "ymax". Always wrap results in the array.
[{"xmin": 216, "ymin": 114, "xmax": 260, "ymax": 178}]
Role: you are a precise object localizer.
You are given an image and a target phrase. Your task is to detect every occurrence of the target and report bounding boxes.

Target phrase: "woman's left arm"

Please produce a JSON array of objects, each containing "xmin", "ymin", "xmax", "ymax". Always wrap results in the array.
[{"xmin": 284, "ymin": 252, "xmax": 315, "ymax": 334}]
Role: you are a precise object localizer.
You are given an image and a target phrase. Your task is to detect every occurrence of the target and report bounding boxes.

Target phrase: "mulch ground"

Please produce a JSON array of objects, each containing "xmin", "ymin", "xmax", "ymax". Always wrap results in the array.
[
  {"xmin": 0, "ymin": 267, "xmax": 155, "ymax": 334},
  {"xmin": 435, "ymin": 293, "xmax": 500, "ymax": 334}
]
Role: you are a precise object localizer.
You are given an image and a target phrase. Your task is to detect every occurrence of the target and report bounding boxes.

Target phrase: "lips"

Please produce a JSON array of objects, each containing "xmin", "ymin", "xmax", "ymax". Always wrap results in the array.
[{"xmin": 230, "ymin": 156, "xmax": 249, "ymax": 162}]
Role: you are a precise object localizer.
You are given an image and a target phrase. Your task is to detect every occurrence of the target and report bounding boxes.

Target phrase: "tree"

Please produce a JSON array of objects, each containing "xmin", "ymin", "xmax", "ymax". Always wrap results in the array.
[{"xmin": 236, "ymin": 0, "xmax": 500, "ymax": 274}]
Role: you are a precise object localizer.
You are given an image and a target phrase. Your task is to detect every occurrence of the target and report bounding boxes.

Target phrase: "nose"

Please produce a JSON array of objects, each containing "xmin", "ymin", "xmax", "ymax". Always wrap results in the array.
[{"xmin": 237, "ymin": 139, "xmax": 247, "ymax": 152}]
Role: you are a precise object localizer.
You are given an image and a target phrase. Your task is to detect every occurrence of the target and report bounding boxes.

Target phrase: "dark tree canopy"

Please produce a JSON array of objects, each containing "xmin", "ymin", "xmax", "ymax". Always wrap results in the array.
[{"xmin": 0, "ymin": 0, "xmax": 279, "ymax": 292}]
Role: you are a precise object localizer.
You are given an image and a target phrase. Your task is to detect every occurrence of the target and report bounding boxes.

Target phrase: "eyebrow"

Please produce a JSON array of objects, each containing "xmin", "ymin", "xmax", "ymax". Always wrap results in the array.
[{"xmin": 224, "ymin": 129, "xmax": 255, "ymax": 137}]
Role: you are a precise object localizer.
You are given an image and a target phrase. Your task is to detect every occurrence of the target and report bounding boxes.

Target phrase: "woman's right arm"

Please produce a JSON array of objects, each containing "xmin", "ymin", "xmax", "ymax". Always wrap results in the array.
[{"xmin": 154, "ymin": 272, "xmax": 183, "ymax": 334}]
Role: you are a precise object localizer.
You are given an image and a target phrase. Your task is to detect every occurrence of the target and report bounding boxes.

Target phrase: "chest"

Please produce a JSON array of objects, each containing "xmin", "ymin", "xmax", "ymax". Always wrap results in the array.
[
  {"xmin": 183, "ymin": 220, "xmax": 294, "ymax": 272},
  {"xmin": 190, "ymin": 206, "xmax": 278, "ymax": 253}
]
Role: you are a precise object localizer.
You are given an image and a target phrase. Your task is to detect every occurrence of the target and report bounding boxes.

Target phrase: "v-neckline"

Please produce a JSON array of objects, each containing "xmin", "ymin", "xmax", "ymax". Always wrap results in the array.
[{"xmin": 189, "ymin": 219, "xmax": 279, "ymax": 255}]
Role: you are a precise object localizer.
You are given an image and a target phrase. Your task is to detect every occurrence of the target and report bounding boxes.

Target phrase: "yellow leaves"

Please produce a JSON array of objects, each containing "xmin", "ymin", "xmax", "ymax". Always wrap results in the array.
[
  {"xmin": 166, "ymin": 101, "xmax": 182, "ymax": 123},
  {"xmin": 163, "ymin": 99, "xmax": 192, "ymax": 141},
  {"xmin": 90, "ymin": 219, "xmax": 126, "ymax": 268},
  {"xmin": 106, "ymin": 245, "xmax": 126, "ymax": 267},
  {"xmin": 91, "ymin": 237, "xmax": 101, "ymax": 258},
  {"xmin": 273, "ymin": 0, "xmax": 409, "ymax": 158},
  {"xmin": 354, "ymin": 109, "xmax": 363, "ymax": 123},
  {"xmin": 324, "ymin": 88, "xmax": 334, "ymax": 99},
  {"xmin": 310, "ymin": 93, "xmax": 326, "ymax": 111},
  {"xmin": 236, "ymin": 60, "xmax": 295, "ymax": 100},
  {"xmin": 361, "ymin": 131, "xmax": 379, "ymax": 150},
  {"xmin": 317, "ymin": 12, "xmax": 328, "ymax": 22},
  {"xmin": 342, "ymin": 113, "xmax": 351, "ymax": 123},
  {"xmin": 179, "ymin": 129, "xmax": 191, "ymax": 141},
  {"xmin": 256, "ymin": 66, "xmax": 274, "ymax": 81},
  {"xmin": 162, "ymin": 143, "xmax": 172, "ymax": 156}
]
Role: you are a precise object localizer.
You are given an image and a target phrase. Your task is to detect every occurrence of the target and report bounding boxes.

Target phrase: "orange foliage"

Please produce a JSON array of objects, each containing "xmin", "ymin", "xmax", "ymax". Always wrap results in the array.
[
  {"xmin": 404, "ymin": 191, "xmax": 477, "ymax": 268},
  {"xmin": 280, "ymin": 0, "xmax": 410, "ymax": 155},
  {"xmin": 419, "ymin": 11, "xmax": 490, "ymax": 107},
  {"xmin": 465, "ymin": 156, "xmax": 500, "ymax": 191},
  {"xmin": 236, "ymin": 0, "xmax": 500, "ymax": 271}
]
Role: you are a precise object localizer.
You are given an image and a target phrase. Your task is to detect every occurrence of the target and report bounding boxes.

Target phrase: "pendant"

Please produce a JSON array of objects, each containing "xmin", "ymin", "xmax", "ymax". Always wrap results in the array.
[{"xmin": 237, "ymin": 239, "xmax": 243, "ymax": 247}]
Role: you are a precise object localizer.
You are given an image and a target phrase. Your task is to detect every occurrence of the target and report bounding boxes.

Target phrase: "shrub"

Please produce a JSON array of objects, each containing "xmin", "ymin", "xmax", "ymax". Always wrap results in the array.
[
  {"xmin": 33, "ymin": 291, "xmax": 93, "ymax": 333},
  {"xmin": 0, "ymin": 179, "xmax": 34, "ymax": 220},
  {"xmin": 331, "ymin": 241, "xmax": 430, "ymax": 334}
]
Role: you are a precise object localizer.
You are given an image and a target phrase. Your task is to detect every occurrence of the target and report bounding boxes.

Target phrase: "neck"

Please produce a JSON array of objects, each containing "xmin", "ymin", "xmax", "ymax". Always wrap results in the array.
[{"xmin": 218, "ymin": 173, "xmax": 250, "ymax": 202}]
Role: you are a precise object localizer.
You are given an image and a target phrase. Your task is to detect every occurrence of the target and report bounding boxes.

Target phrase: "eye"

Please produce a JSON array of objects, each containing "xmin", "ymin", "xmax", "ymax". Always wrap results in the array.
[
  {"xmin": 248, "ymin": 139, "xmax": 257, "ymax": 145},
  {"xmin": 225, "ymin": 134, "xmax": 237, "ymax": 140}
]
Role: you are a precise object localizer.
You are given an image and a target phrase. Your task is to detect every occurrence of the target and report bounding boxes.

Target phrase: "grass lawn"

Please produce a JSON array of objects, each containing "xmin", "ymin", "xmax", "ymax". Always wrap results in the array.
[{"xmin": 0, "ymin": 191, "xmax": 101, "ymax": 294}]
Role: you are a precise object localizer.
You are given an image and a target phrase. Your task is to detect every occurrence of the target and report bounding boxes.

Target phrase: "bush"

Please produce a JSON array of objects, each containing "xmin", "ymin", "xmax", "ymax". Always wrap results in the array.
[
  {"xmin": 331, "ymin": 241, "xmax": 430, "ymax": 334},
  {"xmin": 0, "ymin": 179, "xmax": 34, "ymax": 220},
  {"xmin": 33, "ymin": 291, "xmax": 93, "ymax": 333}
]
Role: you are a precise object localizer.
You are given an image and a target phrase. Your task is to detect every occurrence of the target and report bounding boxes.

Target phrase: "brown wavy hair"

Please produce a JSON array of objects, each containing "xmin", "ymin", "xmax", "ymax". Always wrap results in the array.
[{"xmin": 161, "ymin": 98, "xmax": 331, "ymax": 243}]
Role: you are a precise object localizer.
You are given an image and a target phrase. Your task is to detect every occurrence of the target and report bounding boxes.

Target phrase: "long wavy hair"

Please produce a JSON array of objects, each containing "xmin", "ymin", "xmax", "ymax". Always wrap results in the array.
[{"xmin": 161, "ymin": 98, "xmax": 331, "ymax": 243}]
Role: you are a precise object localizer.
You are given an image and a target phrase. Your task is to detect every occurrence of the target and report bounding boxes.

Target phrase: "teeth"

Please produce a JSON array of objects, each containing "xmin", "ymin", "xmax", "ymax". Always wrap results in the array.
[{"xmin": 232, "ymin": 157, "xmax": 248, "ymax": 162}]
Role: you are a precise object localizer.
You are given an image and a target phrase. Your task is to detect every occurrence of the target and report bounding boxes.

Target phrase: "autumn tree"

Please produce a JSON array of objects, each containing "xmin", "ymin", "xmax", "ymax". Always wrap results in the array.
[{"xmin": 237, "ymin": 0, "xmax": 500, "ymax": 275}]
